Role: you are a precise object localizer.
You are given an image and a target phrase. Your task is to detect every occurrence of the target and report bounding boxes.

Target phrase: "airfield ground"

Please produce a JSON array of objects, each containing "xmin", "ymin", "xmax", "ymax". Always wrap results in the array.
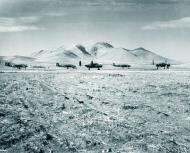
[{"xmin": 0, "ymin": 70, "xmax": 190, "ymax": 153}]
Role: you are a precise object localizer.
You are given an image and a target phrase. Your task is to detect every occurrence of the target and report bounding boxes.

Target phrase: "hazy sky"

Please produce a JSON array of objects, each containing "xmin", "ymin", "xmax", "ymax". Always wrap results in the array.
[{"xmin": 0, "ymin": 0, "xmax": 190, "ymax": 62}]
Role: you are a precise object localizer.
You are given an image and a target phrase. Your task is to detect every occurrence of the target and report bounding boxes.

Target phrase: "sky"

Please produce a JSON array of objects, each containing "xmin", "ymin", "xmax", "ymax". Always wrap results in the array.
[{"xmin": 0, "ymin": 0, "xmax": 190, "ymax": 62}]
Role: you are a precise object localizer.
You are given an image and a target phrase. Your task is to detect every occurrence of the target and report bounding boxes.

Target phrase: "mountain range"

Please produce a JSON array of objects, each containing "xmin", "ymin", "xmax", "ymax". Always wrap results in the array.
[{"xmin": 0, "ymin": 42, "xmax": 179, "ymax": 66}]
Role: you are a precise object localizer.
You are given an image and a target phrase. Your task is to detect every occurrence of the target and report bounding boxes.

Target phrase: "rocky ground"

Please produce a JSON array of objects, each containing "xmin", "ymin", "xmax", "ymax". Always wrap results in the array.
[{"xmin": 0, "ymin": 71, "xmax": 190, "ymax": 153}]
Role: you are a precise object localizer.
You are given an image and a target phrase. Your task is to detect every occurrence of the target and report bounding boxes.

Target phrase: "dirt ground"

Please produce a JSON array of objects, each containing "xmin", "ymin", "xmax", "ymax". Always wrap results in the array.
[{"xmin": 0, "ymin": 71, "xmax": 190, "ymax": 153}]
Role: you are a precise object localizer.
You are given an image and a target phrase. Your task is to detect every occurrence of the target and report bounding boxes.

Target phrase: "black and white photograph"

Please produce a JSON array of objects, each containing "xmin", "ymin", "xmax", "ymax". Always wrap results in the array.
[{"xmin": 0, "ymin": 0, "xmax": 190, "ymax": 152}]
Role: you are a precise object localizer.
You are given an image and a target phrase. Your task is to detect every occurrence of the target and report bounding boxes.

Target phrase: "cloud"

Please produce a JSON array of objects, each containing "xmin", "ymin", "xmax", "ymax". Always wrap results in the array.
[
  {"xmin": 1, "ymin": 0, "xmax": 189, "ymax": 18},
  {"xmin": 142, "ymin": 17, "xmax": 190, "ymax": 30},
  {"xmin": 0, "ymin": 16, "xmax": 44, "ymax": 32},
  {"xmin": 0, "ymin": 25, "xmax": 42, "ymax": 32}
]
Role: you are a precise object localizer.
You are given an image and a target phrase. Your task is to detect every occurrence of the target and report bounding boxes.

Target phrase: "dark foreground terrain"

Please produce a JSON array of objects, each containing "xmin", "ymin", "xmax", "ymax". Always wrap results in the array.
[{"xmin": 0, "ymin": 71, "xmax": 190, "ymax": 153}]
